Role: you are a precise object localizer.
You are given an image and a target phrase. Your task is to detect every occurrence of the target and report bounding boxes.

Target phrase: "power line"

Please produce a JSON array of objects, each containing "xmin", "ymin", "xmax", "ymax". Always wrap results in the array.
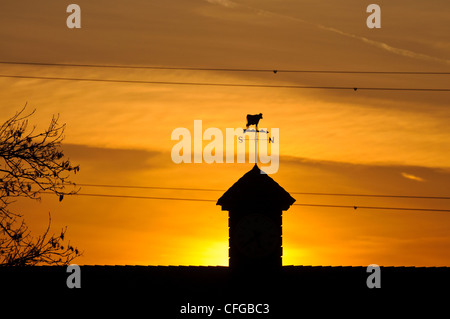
[
  {"xmin": 290, "ymin": 192, "xmax": 450, "ymax": 200},
  {"xmin": 293, "ymin": 203, "xmax": 450, "ymax": 212},
  {"xmin": 0, "ymin": 74, "xmax": 449, "ymax": 92},
  {"xmin": 71, "ymin": 183, "xmax": 450, "ymax": 200},
  {"xmin": 74, "ymin": 183, "xmax": 224, "ymax": 192},
  {"xmin": 1, "ymin": 61, "xmax": 449, "ymax": 75},
  {"xmin": 54, "ymin": 192, "xmax": 450, "ymax": 212},
  {"xmin": 70, "ymin": 192, "xmax": 216, "ymax": 203}
]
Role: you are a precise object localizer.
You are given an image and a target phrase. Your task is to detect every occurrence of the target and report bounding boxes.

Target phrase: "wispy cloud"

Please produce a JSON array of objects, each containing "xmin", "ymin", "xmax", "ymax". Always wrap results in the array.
[
  {"xmin": 206, "ymin": 0, "xmax": 450, "ymax": 65},
  {"xmin": 401, "ymin": 172, "xmax": 425, "ymax": 182},
  {"xmin": 317, "ymin": 25, "xmax": 450, "ymax": 66},
  {"xmin": 205, "ymin": 0, "xmax": 237, "ymax": 8}
]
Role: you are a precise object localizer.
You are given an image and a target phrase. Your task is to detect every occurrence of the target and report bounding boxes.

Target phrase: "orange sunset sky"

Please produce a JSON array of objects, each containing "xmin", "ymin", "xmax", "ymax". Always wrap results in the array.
[{"xmin": 0, "ymin": 0, "xmax": 449, "ymax": 266}]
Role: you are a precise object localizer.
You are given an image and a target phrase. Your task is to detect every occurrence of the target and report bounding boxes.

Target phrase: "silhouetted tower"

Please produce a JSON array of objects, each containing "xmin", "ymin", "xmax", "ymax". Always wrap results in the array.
[{"xmin": 217, "ymin": 165, "xmax": 295, "ymax": 272}]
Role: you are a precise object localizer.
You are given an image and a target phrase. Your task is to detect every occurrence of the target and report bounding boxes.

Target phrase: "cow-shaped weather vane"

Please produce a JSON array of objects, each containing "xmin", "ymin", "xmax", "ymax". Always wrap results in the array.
[
  {"xmin": 244, "ymin": 113, "xmax": 265, "ymax": 133},
  {"xmin": 242, "ymin": 113, "xmax": 270, "ymax": 164}
]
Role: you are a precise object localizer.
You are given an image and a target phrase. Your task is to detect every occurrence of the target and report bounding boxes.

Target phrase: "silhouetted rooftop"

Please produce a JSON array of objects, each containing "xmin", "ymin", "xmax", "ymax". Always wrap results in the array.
[{"xmin": 217, "ymin": 165, "xmax": 296, "ymax": 211}]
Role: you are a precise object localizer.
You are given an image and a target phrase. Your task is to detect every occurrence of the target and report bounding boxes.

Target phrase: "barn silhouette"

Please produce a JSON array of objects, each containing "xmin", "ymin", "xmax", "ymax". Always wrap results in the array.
[
  {"xmin": 1, "ymin": 165, "xmax": 449, "ymax": 317},
  {"xmin": 217, "ymin": 164, "xmax": 295, "ymax": 272}
]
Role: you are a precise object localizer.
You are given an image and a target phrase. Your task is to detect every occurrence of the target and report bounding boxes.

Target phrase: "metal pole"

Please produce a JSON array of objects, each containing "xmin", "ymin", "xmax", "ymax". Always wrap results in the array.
[{"xmin": 255, "ymin": 129, "xmax": 257, "ymax": 164}]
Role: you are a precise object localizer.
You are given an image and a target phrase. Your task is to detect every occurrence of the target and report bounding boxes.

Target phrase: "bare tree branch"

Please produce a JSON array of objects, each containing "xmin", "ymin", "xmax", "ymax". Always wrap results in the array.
[{"xmin": 0, "ymin": 106, "xmax": 81, "ymax": 266}]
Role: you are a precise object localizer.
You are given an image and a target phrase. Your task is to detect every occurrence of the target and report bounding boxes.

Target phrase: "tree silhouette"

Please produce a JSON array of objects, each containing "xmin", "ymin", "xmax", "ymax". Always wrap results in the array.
[{"xmin": 0, "ymin": 106, "xmax": 81, "ymax": 266}]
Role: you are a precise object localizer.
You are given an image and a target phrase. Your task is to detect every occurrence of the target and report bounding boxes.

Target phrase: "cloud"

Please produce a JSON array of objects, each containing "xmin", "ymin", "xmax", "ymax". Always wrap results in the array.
[
  {"xmin": 205, "ymin": 0, "xmax": 237, "ymax": 8},
  {"xmin": 279, "ymin": 155, "xmax": 450, "ymax": 197},
  {"xmin": 316, "ymin": 25, "xmax": 450, "ymax": 66},
  {"xmin": 62, "ymin": 143, "xmax": 167, "ymax": 179},
  {"xmin": 401, "ymin": 172, "xmax": 425, "ymax": 182},
  {"xmin": 225, "ymin": 2, "xmax": 450, "ymax": 66}
]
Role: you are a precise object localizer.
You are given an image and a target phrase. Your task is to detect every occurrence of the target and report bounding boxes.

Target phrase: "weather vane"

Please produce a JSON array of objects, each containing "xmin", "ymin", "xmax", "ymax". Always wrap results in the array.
[{"xmin": 243, "ymin": 113, "xmax": 270, "ymax": 164}]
